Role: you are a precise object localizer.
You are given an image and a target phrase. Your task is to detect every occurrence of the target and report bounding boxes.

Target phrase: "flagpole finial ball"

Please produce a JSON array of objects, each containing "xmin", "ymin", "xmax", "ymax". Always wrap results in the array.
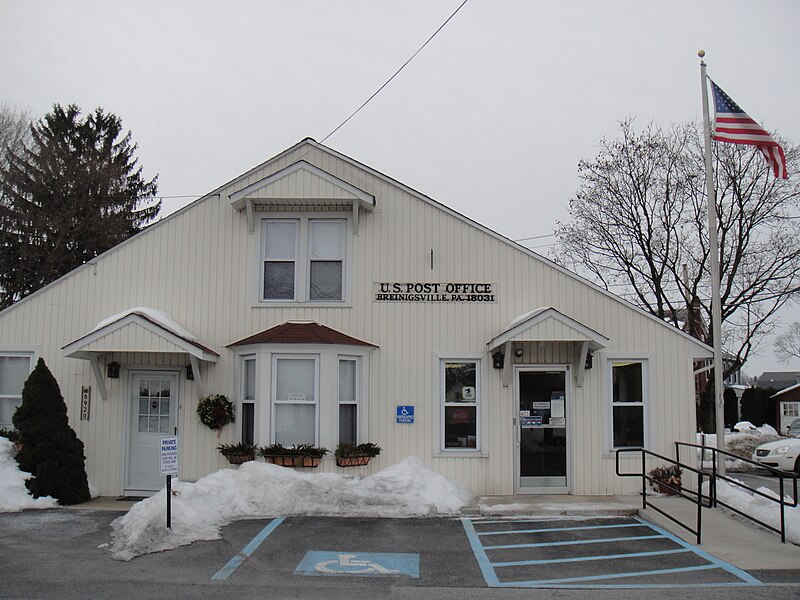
[{"xmin": 698, "ymin": 50, "xmax": 706, "ymax": 58}]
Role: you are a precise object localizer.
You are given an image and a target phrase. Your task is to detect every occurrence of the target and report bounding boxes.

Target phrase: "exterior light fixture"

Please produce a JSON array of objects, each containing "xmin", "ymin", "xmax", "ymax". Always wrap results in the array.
[
  {"xmin": 186, "ymin": 364, "xmax": 194, "ymax": 380},
  {"xmin": 106, "ymin": 362, "xmax": 120, "ymax": 378},
  {"xmin": 515, "ymin": 348, "xmax": 524, "ymax": 358},
  {"xmin": 492, "ymin": 351, "xmax": 505, "ymax": 369}
]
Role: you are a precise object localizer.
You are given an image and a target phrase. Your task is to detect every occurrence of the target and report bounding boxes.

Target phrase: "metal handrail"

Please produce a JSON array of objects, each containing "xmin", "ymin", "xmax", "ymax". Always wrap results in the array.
[
  {"xmin": 616, "ymin": 447, "xmax": 707, "ymax": 544},
  {"xmin": 675, "ymin": 441, "xmax": 798, "ymax": 543}
]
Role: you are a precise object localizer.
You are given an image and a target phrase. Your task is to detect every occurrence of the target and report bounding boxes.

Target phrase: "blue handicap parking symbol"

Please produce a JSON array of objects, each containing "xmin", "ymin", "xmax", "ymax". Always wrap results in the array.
[
  {"xmin": 295, "ymin": 551, "xmax": 420, "ymax": 578},
  {"xmin": 396, "ymin": 405, "xmax": 415, "ymax": 424}
]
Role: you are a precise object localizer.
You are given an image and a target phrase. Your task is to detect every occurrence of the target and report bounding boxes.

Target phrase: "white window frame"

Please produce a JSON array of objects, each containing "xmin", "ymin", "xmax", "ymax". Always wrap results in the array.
[
  {"xmin": 240, "ymin": 355, "xmax": 256, "ymax": 444},
  {"xmin": 606, "ymin": 355, "xmax": 649, "ymax": 451},
  {"xmin": 337, "ymin": 356, "xmax": 360, "ymax": 445},
  {"xmin": 270, "ymin": 355, "xmax": 320, "ymax": 446},
  {"xmin": 433, "ymin": 353, "xmax": 489, "ymax": 457},
  {"xmin": 256, "ymin": 213, "xmax": 351, "ymax": 306},
  {"xmin": 0, "ymin": 347, "xmax": 36, "ymax": 430}
]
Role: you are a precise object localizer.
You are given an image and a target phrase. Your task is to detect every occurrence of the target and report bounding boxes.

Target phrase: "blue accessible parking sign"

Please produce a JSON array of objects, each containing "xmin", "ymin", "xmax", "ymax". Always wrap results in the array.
[{"xmin": 396, "ymin": 405, "xmax": 414, "ymax": 424}]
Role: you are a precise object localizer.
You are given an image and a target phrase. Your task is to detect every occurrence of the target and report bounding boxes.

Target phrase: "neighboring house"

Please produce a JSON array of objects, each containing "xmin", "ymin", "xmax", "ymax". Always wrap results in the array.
[
  {"xmin": 755, "ymin": 371, "xmax": 800, "ymax": 391},
  {"xmin": 771, "ymin": 384, "xmax": 800, "ymax": 435},
  {"xmin": 0, "ymin": 139, "xmax": 712, "ymax": 497}
]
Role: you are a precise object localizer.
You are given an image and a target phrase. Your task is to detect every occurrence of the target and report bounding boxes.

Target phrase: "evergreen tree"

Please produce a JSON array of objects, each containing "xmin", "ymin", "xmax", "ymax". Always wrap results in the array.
[
  {"xmin": 13, "ymin": 358, "xmax": 90, "ymax": 505},
  {"xmin": 0, "ymin": 104, "xmax": 160, "ymax": 309}
]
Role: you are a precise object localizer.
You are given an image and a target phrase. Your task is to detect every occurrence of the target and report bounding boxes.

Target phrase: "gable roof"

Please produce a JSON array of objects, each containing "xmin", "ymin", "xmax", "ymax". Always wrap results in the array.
[
  {"xmin": 63, "ymin": 307, "xmax": 218, "ymax": 361},
  {"xmin": 0, "ymin": 137, "xmax": 713, "ymax": 356},
  {"xmin": 487, "ymin": 307, "xmax": 609, "ymax": 351},
  {"xmin": 228, "ymin": 321, "xmax": 376, "ymax": 348}
]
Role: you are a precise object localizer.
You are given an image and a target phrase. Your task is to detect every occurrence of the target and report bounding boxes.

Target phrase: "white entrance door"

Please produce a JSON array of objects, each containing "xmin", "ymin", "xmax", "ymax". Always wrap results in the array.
[
  {"xmin": 126, "ymin": 371, "xmax": 179, "ymax": 493},
  {"xmin": 515, "ymin": 368, "xmax": 570, "ymax": 493}
]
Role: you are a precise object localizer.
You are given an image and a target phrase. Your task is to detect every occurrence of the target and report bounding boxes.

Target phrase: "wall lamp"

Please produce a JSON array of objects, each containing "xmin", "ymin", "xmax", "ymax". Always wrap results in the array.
[
  {"xmin": 492, "ymin": 351, "xmax": 505, "ymax": 369},
  {"xmin": 106, "ymin": 362, "xmax": 120, "ymax": 378}
]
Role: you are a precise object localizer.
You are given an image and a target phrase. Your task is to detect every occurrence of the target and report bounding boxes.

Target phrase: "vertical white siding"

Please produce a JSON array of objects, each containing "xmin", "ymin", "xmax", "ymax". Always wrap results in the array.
[{"xmin": 0, "ymin": 143, "xmax": 706, "ymax": 496}]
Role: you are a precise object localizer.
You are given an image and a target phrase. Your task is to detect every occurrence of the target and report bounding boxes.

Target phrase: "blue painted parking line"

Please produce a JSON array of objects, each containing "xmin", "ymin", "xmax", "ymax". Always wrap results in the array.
[
  {"xmin": 461, "ymin": 515, "xmax": 763, "ymax": 589},
  {"xmin": 211, "ymin": 517, "xmax": 285, "ymax": 581},
  {"xmin": 295, "ymin": 551, "xmax": 420, "ymax": 578},
  {"xmin": 477, "ymin": 522, "xmax": 644, "ymax": 536},
  {"xmin": 491, "ymin": 547, "xmax": 691, "ymax": 567}
]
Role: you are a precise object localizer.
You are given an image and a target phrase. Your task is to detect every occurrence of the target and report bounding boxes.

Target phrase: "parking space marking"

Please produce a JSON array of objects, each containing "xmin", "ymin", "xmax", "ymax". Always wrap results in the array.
[
  {"xmin": 477, "ymin": 522, "xmax": 644, "ymax": 536},
  {"xmin": 491, "ymin": 547, "xmax": 691, "ymax": 567},
  {"xmin": 211, "ymin": 517, "xmax": 285, "ymax": 581},
  {"xmin": 462, "ymin": 515, "xmax": 763, "ymax": 588},
  {"xmin": 295, "ymin": 551, "xmax": 420, "ymax": 578},
  {"xmin": 483, "ymin": 534, "xmax": 663, "ymax": 550}
]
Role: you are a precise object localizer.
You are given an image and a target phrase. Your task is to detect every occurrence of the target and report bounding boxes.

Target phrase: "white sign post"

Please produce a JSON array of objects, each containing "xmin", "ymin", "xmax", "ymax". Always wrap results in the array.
[{"xmin": 160, "ymin": 436, "xmax": 179, "ymax": 529}]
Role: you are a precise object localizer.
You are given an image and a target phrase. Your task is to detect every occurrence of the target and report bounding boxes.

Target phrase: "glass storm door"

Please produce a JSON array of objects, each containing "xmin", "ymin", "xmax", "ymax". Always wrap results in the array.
[
  {"xmin": 126, "ymin": 372, "xmax": 179, "ymax": 493},
  {"xmin": 516, "ymin": 369, "xmax": 569, "ymax": 492}
]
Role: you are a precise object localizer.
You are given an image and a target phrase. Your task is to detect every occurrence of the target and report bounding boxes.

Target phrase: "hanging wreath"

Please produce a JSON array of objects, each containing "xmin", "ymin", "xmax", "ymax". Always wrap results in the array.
[{"xmin": 196, "ymin": 394, "xmax": 234, "ymax": 435}]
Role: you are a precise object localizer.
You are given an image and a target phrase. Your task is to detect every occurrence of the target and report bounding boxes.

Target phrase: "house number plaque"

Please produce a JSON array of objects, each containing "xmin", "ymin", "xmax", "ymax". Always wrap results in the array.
[{"xmin": 81, "ymin": 386, "xmax": 91, "ymax": 421}]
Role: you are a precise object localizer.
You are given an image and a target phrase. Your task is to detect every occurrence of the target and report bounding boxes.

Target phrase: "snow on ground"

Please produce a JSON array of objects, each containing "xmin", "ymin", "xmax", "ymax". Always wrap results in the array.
[
  {"xmin": 110, "ymin": 456, "xmax": 473, "ymax": 560},
  {"xmin": 704, "ymin": 478, "xmax": 800, "ymax": 544},
  {"xmin": 0, "ymin": 438, "xmax": 57, "ymax": 512},
  {"xmin": 696, "ymin": 423, "xmax": 782, "ymax": 470}
]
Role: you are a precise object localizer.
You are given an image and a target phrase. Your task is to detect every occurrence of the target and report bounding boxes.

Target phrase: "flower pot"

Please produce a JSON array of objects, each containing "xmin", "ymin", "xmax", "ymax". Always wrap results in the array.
[
  {"xmin": 264, "ymin": 455, "xmax": 321, "ymax": 468},
  {"xmin": 225, "ymin": 453, "xmax": 255, "ymax": 465},
  {"xmin": 655, "ymin": 481, "xmax": 681, "ymax": 495},
  {"xmin": 336, "ymin": 455, "xmax": 371, "ymax": 467}
]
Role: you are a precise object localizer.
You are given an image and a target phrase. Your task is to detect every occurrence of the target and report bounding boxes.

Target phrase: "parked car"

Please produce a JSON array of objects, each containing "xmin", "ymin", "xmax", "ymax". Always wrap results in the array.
[
  {"xmin": 786, "ymin": 418, "xmax": 800, "ymax": 438},
  {"xmin": 752, "ymin": 436, "xmax": 800, "ymax": 474}
]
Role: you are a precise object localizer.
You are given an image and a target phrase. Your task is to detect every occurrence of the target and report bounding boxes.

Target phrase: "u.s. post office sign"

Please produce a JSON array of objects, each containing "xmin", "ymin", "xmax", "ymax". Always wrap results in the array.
[{"xmin": 374, "ymin": 282, "xmax": 495, "ymax": 303}]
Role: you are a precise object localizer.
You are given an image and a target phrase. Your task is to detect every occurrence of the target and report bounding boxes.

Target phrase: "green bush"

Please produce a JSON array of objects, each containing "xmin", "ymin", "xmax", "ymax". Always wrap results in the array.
[{"xmin": 13, "ymin": 358, "xmax": 90, "ymax": 505}]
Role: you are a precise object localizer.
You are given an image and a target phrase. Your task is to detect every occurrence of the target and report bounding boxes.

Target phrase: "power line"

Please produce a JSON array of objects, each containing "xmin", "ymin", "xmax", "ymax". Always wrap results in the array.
[{"xmin": 319, "ymin": 0, "xmax": 470, "ymax": 145}]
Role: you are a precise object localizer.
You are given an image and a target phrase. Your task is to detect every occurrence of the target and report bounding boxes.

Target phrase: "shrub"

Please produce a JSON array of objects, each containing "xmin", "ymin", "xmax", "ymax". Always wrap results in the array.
[{"xmin": 12, "ymin": 358, "xmax": 90, "ymax": 505}]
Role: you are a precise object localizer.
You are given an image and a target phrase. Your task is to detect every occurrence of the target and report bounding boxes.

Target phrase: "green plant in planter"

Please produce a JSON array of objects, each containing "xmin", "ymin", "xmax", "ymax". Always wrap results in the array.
[
  {"xmin": 197, "ymin": 394, "xmax": 234, "ymax": 437},
  {"xmin": 217, "ymin": 442, "xmax": 256, "ymax": 464},
  {"xmin": 648, "ymin": 464, "xmax": 682, "ymax": 494},
  {"xmin": 335, "ymin": 442, "xmax": 381, "ymax": 467},
  {"xmin": 258, "ymin": 443, "xmax": 328, "ymax": 467}
]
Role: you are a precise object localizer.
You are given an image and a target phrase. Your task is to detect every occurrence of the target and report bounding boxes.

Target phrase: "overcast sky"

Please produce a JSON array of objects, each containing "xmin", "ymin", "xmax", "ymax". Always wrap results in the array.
[{"xmin": 2, "ymin": 0, "xmax": 799, "ymax": 378}]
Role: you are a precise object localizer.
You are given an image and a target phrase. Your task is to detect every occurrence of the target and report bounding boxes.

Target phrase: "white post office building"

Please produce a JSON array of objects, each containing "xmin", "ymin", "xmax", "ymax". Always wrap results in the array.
[{"xmin": 0, "ymin": 139, "xmax": 711, "ymax": 497}]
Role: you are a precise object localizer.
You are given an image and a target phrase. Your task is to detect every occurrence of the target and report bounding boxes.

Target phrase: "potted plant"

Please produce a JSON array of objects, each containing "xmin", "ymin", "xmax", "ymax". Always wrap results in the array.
[
  {"xmin": 648, "ymin": 464, "xmax": 682, "ymax": 495},
  {"xmin": 335, "ymin": 442, "xmax": 382, "ymax": 467},
  {"xmin": 258, "ymin": 443, "xmax": 328, "ymax": 467},
  {"xmin": 197, "ymin": 394, "xmax": 234, "ymax": 439},
  {"xmin": 217, "ymin": 442, "xmax": 256, "ymax": 465}
]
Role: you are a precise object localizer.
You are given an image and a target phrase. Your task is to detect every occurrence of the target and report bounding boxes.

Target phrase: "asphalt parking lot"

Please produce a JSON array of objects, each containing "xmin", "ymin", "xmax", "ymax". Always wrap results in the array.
[{"xmin": 1, "ymin": 509, "xmax": 799, "ymax": 600}]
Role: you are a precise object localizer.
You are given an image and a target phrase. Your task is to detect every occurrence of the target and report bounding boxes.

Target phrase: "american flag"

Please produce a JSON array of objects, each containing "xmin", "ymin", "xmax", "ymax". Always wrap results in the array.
[{"xmin": 710, "ymin": 79, "xmax": 787, "ymax": 179}]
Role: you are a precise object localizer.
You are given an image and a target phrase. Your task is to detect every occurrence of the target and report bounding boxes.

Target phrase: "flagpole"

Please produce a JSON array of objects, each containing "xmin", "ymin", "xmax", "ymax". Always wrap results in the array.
[{"xmin": 699, "ymin": 50, "xmax": 726, "ymax": 476}]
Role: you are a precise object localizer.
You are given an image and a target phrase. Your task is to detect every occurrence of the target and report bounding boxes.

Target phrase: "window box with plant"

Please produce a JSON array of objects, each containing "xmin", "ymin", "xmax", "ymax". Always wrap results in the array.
[
  {"xmin": 217, "ymin": 442, "xmax": 257, "ymax": 465},
  {"xmin": 335, "ymin": 442, "xmax": 381, "ymax": 467},
  {"xmin": 648, "ymin": 464, "xmax": 682, "ymax": 495},
  {"xmin": 258, "ymin": 443, "xmax": 328, "ymax": 468}
]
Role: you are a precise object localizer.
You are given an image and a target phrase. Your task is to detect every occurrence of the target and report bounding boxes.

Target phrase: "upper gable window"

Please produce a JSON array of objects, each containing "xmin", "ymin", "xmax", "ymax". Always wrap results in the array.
[{"xmin": 260, "ymin": 216, "xmax": 348, "ymax": 303}]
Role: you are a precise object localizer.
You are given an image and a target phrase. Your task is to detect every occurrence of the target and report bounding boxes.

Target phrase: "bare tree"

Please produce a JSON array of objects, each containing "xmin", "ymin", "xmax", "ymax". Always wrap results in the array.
[
  {"xmin": 554, "ymin": 119, "xmax": 800, "ymax": 378},
  {"xmin": 774, "ymin": 322, "xmax": 800, "ymax": 362},
  {"xmin": 0, "ymin": 104, "xmax": 32, "ymax": 166}
]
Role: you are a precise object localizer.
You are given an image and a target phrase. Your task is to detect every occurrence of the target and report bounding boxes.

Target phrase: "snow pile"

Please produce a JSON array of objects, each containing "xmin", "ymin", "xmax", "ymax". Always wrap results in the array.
[
  {"xmin": 0, "ymin": 437, "xmax": 58, "ymax": 512},
  {"xmin": 696, "ymin": 425, "xmax": 782, "ymax": 470},
  {"xmin": 110, "ymin": 456, "xmax": 473, "ymax": 560},
  {"xmin": 705, "ymin": 478, "xmax": 800, "ymax": 544}
]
